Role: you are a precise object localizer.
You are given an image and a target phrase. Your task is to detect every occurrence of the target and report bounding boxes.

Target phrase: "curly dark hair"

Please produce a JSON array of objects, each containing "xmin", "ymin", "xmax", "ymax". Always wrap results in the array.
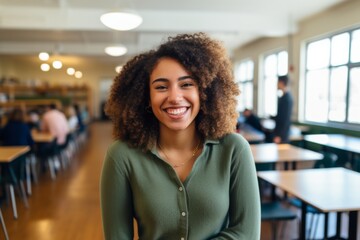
[{"xmin": 105, "ymin": 33, "xmax": 239, "ymax": 151}]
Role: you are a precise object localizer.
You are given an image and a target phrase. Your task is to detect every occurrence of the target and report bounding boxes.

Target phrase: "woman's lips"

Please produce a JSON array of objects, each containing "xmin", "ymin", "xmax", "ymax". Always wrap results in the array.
[{"xmin": 164, "ymin": 107, "xmax": 189, "ymax": 119}]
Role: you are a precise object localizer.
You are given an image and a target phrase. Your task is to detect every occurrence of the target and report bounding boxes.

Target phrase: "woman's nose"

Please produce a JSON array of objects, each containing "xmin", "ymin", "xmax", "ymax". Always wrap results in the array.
[{"xmin": 168, "ymin": 86, "xmax": 182, "ymax": 103}]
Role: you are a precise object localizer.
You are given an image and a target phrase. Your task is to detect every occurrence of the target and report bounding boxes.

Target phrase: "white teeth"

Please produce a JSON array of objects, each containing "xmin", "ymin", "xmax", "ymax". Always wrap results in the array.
[{"xmin": 166, "ymin": 107, "xmax": 187, "ymax": 115}]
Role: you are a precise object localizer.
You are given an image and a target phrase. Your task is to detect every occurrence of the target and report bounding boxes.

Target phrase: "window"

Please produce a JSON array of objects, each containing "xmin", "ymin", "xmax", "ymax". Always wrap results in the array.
[
  {"xmin": 261, "ymin": 51, "xmax": 288, "ymax": 117},
  {"xmin": 235, "ymin": 60, "xmax": 254, "ymax": 112},
  {"xmin": 349, "ymin": 67, "xmax": 360, "ymax": 123},
  {"xmin": 304, "ymin": 28, "xmax": 360, "ymax": 126}
]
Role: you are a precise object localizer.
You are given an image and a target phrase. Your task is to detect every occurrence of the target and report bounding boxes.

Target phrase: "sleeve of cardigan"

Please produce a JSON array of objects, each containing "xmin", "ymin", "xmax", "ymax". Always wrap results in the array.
[
  {"xmin": 100, "ymin": 149, "xmax": 134, "ymax": 240},
  {"xmin": 213, "ymin": 136, "xmax": 261, "ymax": 240}
]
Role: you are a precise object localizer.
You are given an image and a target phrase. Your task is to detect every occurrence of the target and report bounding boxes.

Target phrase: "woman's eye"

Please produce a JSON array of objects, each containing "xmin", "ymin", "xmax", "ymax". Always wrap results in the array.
[
  {"xmin": 181, "ymin": 82, "xmax": 194, "ymax": 88},
  {"xmin": 155, "ymin": 85, "xmax": 167, "ymax": 90}
]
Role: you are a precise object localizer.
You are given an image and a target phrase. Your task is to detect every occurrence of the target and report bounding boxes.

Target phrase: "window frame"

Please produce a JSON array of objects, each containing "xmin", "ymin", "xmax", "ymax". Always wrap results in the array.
[
  {"xmin": 259, "ymin": 50, "xmax": 288, "ymax": 117},
  {"xmin": 303, "ymin": 27, "xmax": 360, "ymax": 129},
  {"xmin": 234, "ymin": 59, "xmax": 254, "ymax": 112}
]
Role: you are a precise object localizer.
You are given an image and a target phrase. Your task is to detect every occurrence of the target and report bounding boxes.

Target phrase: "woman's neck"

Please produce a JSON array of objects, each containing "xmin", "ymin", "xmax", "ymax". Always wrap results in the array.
[{"xmin": 158, "ymin": 124, "xmax": 199, "ymax": 151}]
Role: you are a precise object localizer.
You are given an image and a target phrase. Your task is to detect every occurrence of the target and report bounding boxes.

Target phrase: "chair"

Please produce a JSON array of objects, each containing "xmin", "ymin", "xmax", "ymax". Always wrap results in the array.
[
  {"xmin": 287, "ymin": 151, "xmax": 338, "ymax": 238},
  {"xmin": 0, "ymin": 207, "xmax": 9, "ymax": 240},
  {"xmin": 261, "ymin": 201, "xmax": 297, "ymax": 240},
  {"xmin": 1, "ymin": 155, "xmax": 29, "ymax": 219},
  {"xmin": 36, "ymin": 138, "xmax": 59, "ymax": 180},
  {"xmin": 0, "ymin": 176, "xmax": 10, "ymax": 240},
  {"xmin": 57, "ymin": 134, "xmax": 71, "ymax": 169}
]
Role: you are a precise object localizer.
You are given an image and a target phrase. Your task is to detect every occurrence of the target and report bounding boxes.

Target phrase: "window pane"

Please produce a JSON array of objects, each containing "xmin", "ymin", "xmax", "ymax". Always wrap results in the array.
[
  {"xmin": 246, "ymin": 61, "xmax": 254, "ymax": 80},
  {"xmin": 305, "ymin": 69, "xmax": 329, "ymax": 122},
  {"xmin": 307, "ymin": 39, "xmax": 330, "ymax": 70},
  {"xmin": 278, "ymin": 51, "xmax": 288, "ymax": 76},
  {"xmin": 237, "ymin": 83, "xmax": 244, "ymax": 112},
  {"xmin": 349, "ymin": 67, "xmax": 360, "ymax": 123},
  {"xmin": 239, "ymin": 63, "xmax": 247, "ymax": 82},
  {"xmin": 236, "ymin": 60, "xmax": 254, "ymax": 112},
  {"xmin": 264, "ymin": 76, "xmax": 278, "ymax": 116},
  {"xmin": 351, "ymin": 29, "xmax": 360, "ymax": 63},
  {"xmin": 264, "ymin": 54, "xmax": 277, "ymax": 77},
  {"xmin": 329, "ymin": 66, "xmax": 348, "ymax": 122},
  {"xmin": 244, "ymin": 82, "xmax": 253, "ymax": 110},
  {"xmin": 331, "ymin": 33, "xmax": 350, "ymax": 66}
]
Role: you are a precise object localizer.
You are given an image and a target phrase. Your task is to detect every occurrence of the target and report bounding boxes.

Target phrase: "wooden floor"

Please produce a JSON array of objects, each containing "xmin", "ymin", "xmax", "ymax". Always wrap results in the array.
[
  {"xmin": 1, "ymin": 121, "xmax": 358, "ymax": 240},
  {"xmin": 2, "ymin": 122, "xmax": 111, "ymax": 240}
]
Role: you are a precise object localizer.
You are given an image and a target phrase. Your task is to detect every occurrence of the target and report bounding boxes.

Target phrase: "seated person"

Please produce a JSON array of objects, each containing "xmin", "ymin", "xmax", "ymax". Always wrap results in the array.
[
  {"xmin": 41, "ymin": 104, "xmax": 69, "ymax": 145},
  {"xmin": 242, "ymin": 108, "xmax": 264, "ymax": 133},
  {"xmin": 74, "ymin": 104, "xmax": 86, "ymax": 133},
  {"xmin": 0, "ymin": 108, "xmax": 34, "ymax": 148},
  {"xmin": 64, "ymin": 105, "xmax": 79, "ymax": 132}
]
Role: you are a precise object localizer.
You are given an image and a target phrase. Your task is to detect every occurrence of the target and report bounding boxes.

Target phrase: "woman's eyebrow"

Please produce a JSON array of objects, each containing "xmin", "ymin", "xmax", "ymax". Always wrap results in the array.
[
  {"xmin": 178, "ymin": 75, "xmax": 193, "ymax": 81},
  {"xmin": 151, "ymin": 78, "xmax": 168, "ymax": 84},
  {"xmin": 151, "ymin": 75, "xmax": 193, "ymax": 84}
]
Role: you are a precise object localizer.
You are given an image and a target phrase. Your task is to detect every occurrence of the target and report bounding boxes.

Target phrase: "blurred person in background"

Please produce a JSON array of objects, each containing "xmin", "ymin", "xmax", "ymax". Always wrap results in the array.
[
  {"xmin": 0, "ymin": 108, "xmax": 34, "ymax": 148},
  {"xmin": 273, "ymin": 75, "xmax": 293, "ymax": 143},
  {"xmin": 41, "ymin": 104, "xmax": 69, "ymax": 145}
]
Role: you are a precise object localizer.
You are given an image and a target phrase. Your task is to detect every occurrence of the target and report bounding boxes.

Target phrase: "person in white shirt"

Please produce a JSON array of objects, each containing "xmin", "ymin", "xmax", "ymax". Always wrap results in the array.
[{"xmin": 41, "ymin": 104, "xmax": 70, "ymax": 145}]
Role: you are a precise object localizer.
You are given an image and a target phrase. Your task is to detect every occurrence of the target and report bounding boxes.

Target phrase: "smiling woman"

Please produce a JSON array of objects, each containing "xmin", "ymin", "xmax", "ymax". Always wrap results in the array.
[
  {"xmin": 149, "ymin": 57, "xmax": 200, "ymax": 133},
  {"xmin": 101, "ymin": 33, "xmax": 261, "ymax": 240}
]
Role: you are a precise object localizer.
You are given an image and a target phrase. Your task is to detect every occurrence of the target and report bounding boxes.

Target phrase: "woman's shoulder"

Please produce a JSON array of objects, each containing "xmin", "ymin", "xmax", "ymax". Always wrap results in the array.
[
  {"xmin": 107, "ymin": 140, "xmax": 136, "ymax": 155},
  {"xmin": 220, "ymin": 133, "xmax": 249, "ymax": 147},
  {"xmin": 216, "ymin": 133, "xmax": 251, "ymax": 155},
  {"xmin": 105, "ymin": 140, "xmax": 146, "ymax": 174}
]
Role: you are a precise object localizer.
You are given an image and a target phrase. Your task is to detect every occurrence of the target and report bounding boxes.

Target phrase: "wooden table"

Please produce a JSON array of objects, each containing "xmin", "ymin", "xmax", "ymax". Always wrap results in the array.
[
  {"xmin": 31, "ymin": 130, "xmax": 55, "ymax": 143},
  {"xmin": 257, "ymin": 168, "xmax": 360, "ymax": 240},
  {"xmin": 0, "ymin": 146, "xmax": 30, "ymax": 162},
  {"xmin": 250, "ymin": 143, "xmax": 323, "ymax": 169}
]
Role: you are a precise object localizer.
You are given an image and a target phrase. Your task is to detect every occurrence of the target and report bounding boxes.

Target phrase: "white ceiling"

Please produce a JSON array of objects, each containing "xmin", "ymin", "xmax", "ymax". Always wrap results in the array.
[{"xmin": 0, "ymin": 0, "xmax": 344, "ymax": 65}]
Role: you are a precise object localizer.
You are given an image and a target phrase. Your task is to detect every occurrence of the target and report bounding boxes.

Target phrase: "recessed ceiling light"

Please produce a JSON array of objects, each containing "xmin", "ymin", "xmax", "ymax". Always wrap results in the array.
[
  {"xmin": 105, "ymin": 45, "xmax": 127, "ymax": 56},
  {"xmin": 67, "ymin": 67, "xmax": 75, "ymax": 75},
  {"xmin": 75, "ymin": 71, "xmax": 83, "ymax": 79},
  {"xmin": 39, "ymin": 52, "xmax": 49, "ymax": 61},
  {"xmin": 52, "ymin": 60, "xmax": 62, "ymax": 69},
  {"xmin": 115, "ymin": 65, "xmax": 123, "ymax": 73},
  {"xmin": 40, "ymin": 63, "xmax": 50, "ymax": 71}
]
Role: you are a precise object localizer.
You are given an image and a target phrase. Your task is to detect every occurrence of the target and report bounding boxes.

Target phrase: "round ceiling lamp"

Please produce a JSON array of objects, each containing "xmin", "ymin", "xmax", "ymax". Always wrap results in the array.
[
  {"xmin": 52, "ymin": 60, "xmax": 62, "ymax": 69},
  {"xmin": 40, "ymin": 63, "xmax": 50, "ymax": 72},
  {"xmin": 67, "ymin": 67, "xmax": 76, "ymax": 75},
  {"xmin": 74, "ymin": 71, "xmax": 83, "ymax": 79},
  {"xmin": 105, "ymin": 45, "xmax": 128, "ymax": 57},
  {"xmin": 115, "ymin": 65, "xmax": 123, "ymax": 73},
  {"xmin": 39, "ymin": 52, "xmax": 49, "ymax": 61},
  {"xmin": 100, "ymin": 11, "xmax": 142, "ymax": 31}
]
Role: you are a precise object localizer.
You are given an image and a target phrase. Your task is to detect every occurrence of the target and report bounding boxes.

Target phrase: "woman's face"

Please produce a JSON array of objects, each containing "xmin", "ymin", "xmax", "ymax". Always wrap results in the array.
[{"xmin": 149, "ymin": 57, "xmax": 200, "ymax": 132}]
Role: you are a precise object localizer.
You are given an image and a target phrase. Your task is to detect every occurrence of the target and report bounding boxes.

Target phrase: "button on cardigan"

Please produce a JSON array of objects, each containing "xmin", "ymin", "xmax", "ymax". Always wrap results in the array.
[{"xmin": 100, "ymin": 133, "xmax": 261, "ymax": 240}]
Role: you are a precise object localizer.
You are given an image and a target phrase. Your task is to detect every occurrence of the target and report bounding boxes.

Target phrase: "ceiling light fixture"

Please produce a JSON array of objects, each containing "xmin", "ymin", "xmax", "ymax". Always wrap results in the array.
[
  {"xmin": 39, "ymin": 52, "xmax": 49, "ymax": 61},
  {"xmin": 74, "ymin": 71, "xmax": 83, "ymax": 79},
  {"xmin": 67, "ymin": 67, "xmax": 75, "ymax": 75},
  {"xmin": 105, "ymin": 45, "xmax": 128, "ymax": 57},
  {"xmin": 115, "ymin": 65, "xmax": 123, "ymax": 73},
  {"xmin": 40, "ymin": 63, "xmax": 50, "ymax": 71},
  {"xmin": 52, "ymin": 60, "xmax": 62, "ymax": 69},
  {"xmin": 100, "ymin": 10, "xmax": 142, "ymax": 31}
]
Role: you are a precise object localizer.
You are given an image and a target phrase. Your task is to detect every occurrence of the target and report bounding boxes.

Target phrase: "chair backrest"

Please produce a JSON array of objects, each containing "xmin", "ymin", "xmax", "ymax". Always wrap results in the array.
[
  {"xmin": 261, "ymin": 201, "xmax": 297, "ymax": 221},
  {"xmin": 314, "ymin": 151, "xmax": 337, "ymax": 169},
  {"xmin": 1, "ymin": 155, "xmax": 27, "ymax": 182}
]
